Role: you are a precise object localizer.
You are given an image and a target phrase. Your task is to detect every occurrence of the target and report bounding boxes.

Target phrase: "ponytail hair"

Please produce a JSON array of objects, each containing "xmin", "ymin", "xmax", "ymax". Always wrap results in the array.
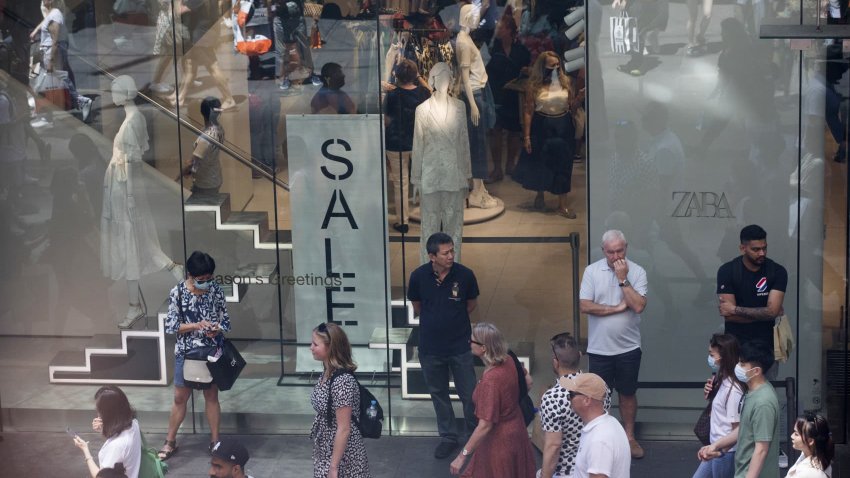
[{"xmin": 794, "ymin": 413, "xmax": 834, "ymax": 471}]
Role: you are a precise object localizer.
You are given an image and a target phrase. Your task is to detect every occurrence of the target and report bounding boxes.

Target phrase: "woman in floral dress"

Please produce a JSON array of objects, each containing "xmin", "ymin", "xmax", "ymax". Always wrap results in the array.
[{"xmin": 310, "ymin": 322, "xmax": 371, "ymax": 478}]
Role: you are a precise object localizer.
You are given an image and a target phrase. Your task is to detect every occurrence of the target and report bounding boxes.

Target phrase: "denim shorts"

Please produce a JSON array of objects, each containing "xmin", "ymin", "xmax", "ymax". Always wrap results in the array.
[
  {"xmin": 588, "ymin": 348, "xmax": 642, "ymax": 395},
  {"xmin": 173, "ymin": 354, "xmax": 186, "ymax": 388}
]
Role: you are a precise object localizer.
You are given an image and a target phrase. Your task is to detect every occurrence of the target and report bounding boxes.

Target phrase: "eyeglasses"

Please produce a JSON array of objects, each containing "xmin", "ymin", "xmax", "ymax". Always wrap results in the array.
[
  {"xmin": 195, "ymin": 278, "xmax": 215, "ymax": 284},
  {"xmin": 469, "ymin": 339, "xmax": 484, "ymax": 346},
  {"xmin": 568, "ymin": 391, "xmax": 585, "ymax": 400}
]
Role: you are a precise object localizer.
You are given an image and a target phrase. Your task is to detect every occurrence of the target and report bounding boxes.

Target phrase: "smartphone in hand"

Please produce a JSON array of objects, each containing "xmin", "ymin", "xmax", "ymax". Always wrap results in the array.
[{"xmin": 66, "ymin": 427, "xmax": 78, "ymax": 438}]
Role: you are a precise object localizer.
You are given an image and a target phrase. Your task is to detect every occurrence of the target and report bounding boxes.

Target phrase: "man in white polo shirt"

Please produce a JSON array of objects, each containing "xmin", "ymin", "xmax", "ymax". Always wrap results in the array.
[
  {"xmin": 562, "ymin": 373, "xmax": 631, "ymax": 478},
  {"xmin": 579, "ymin": 229, "xmax": 648, "ymax": 459}
]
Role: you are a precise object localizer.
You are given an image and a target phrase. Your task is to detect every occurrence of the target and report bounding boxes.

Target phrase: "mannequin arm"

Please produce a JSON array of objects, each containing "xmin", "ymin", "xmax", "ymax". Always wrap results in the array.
[
  {"xmin": 522, "ymin": 88, "xmax": 535, "ymax": 153},
  {"xmin": 461, "ymin": 67, "xmax": 479, "ymax": 126},
  {"xmin": 410, "ymin": 109, "xmax": 424, "ymax": 185}
]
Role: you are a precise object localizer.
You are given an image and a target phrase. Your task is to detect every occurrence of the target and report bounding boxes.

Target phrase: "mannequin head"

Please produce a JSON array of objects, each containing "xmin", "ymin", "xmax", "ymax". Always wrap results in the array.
[
  {"xmin": 201, "ymin": 96, "xmax": 222, "ymax": 127},
  {"xmin": 428, "ymin": 62, "xmax": 453, "ymax": 94},
  {"xmin": 111, "ymin": 75, "xmax": 138, "ymax": 106},
  {"xmin": 459, "ymin": 4, "xmax": 480, "ymax": 31}
]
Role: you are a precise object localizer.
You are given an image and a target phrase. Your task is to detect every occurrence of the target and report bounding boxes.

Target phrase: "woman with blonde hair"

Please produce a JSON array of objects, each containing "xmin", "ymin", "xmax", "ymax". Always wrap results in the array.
[
  {"xmin": 450, "ymin": 322, "xmax": 535, "ymax": 477},
  {"xmin": 310, "ymin": 322, "xmax": 371, "ymax": 478},
  {"xmin": 512, "ymin": 51, "xmax": 578, "ymax": 218}
]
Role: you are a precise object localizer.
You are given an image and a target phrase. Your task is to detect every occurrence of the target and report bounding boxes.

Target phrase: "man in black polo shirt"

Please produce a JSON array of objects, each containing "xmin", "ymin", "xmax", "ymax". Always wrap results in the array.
[
  {"xmin": 716, "ymin": 224, "xmax": 787, "ymax": 377},
  {"xmin": 408, "ymin": 232, "xmax": 479, "ymax": 459}
]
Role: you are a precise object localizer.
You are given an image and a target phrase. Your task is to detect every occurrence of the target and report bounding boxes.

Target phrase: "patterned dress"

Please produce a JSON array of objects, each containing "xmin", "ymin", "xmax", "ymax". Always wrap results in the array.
[
  {"xmin": 461, "ymin": 361, "xmax": 536, "ymax": 478},
  {"xmin": 310, "ymin": 372, "xmax": 371, "ymax": 478}
]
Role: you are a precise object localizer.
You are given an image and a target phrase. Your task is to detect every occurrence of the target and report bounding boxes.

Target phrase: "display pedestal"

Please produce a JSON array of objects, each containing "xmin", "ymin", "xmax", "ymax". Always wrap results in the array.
[{"xmin": 408, "ymin": 198, "xmax": 505, "ymax": 225}]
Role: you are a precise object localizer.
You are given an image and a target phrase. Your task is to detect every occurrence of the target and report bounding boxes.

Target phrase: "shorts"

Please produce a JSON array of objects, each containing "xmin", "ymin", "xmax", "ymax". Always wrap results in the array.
[
  {"xmin": 173, "ymin": 353, "xmax": 186, "ymax": 388},
  {"xmin": 588, "ymin": 348, "xmax": 642, "ymax": 396}
]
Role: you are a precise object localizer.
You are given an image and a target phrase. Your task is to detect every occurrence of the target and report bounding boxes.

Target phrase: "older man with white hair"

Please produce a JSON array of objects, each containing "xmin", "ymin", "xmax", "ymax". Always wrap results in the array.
[{"xmin": 579, "ymin": 230, "xmax": 648, "ymax": 459}]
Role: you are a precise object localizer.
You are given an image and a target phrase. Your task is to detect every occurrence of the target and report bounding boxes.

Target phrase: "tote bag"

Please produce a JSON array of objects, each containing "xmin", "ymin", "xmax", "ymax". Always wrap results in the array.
[{"xmin": 610, "ymin": 12, "xmax": 639, "ymax": 55}]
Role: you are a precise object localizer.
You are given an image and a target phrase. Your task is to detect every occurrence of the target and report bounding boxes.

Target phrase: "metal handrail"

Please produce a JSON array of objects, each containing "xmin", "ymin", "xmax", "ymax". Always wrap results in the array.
[{"xmin": 76, "ymin": 55, "xmax": 290, "ymax": 191}]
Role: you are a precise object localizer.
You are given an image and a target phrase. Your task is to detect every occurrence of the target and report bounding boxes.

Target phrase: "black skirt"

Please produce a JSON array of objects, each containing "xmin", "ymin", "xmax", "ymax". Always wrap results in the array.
[{"xmin": 513, "ymin": 112, "xmax": 576, "ymax": 195}]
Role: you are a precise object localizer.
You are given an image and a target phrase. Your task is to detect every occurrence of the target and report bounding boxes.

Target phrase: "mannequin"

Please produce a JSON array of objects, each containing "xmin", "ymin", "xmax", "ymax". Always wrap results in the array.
[
  {"xmin": 456, "ymin": 3, "xmax": 499, "ymax": 209},
  {"xmin": 101, "ymin": 76, "xmax": 184, "ymax": 329},
  {"xmin": 411, "ymin": 63, "xmax": 471, "ymax": 264}
]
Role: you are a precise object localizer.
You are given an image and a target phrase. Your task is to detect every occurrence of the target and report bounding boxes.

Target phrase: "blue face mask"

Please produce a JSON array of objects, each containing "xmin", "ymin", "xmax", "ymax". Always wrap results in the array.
[
  {"xmin": 194, "ymin": 278, "xmax": 213, "ymax": 290},
  {"xmin": 707, "ymin": 355, "xmax": 719, "ymax": 372},
  {"xmin": 734, "ymin": 363, "xmax": 756, "ymax": 383}
]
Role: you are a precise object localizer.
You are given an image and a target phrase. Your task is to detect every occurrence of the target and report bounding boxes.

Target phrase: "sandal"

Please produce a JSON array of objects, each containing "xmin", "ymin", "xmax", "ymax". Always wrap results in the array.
[
  {"xmin": 209, "ymin": 441, "xmax": 216, "ymax": 454},
  {"xmin": 557, "ymin": 208, "xmax": 577, "ymax": 219},
  {"xmin": 158, "ymin": 440, "xmax": 178, "ymax": 461}
]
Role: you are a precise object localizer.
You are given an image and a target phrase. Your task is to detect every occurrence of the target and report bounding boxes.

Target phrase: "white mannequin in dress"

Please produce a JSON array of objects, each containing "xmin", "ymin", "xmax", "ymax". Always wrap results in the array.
[
  {"xmin": 411, "ymin": 63, "xmax": 471, "ymax": 264},
  {"xmin": 457, "ymin": 3, "xmax": 499, "ymax": 209},
  {"xmin": 102, "ymin": 75, "xmax": 183, "ymax": 328}
]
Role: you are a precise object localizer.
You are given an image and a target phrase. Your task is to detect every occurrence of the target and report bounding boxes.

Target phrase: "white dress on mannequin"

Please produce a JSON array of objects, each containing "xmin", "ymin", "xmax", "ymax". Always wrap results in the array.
[
  {"xmin": 101, "ymin": 109, "xmax": 171, "ymax": 281},
  {"xmin": 411, "ymin": 90, "xmax": 471, "ymax": 264}
]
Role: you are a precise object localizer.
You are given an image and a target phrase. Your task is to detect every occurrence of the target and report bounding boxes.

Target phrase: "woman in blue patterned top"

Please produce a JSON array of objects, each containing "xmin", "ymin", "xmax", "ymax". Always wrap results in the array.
[{"xmin": 158, "ymin": 251, "xmax": 231, "ymax": 461}]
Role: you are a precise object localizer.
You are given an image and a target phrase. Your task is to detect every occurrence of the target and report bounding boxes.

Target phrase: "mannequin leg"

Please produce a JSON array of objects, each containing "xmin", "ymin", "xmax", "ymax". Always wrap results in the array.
[
  {"xmin": 419, "ymin": 191, "xmax": 440, "ymax": 264},
  {"xmin": 486, "ymin": 128, "xmax": 504, "ymax": 182},
  {"xmin": 121, "ymin": 280, "xmax": 146, "ymax": 328},
  {"xmin": 441, "ymin": 190, "xmax": 466, "ymax": 263},
  {"xmin": 387, "ymin": 151, "xmax": 411, "ymax": 226}
]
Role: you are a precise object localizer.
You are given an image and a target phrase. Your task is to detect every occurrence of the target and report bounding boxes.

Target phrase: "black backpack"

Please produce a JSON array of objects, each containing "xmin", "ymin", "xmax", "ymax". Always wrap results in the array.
[{"xmin": 325, "ymin": 370, "xmax": 384, "ymax": 439}]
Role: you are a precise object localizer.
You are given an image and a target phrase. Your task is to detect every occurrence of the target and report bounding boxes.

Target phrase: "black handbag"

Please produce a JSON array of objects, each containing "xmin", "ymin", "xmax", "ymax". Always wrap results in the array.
[
  {"xmin": 207, "ymin": 339, "xmax": 246, "ymax": 391},
  {"xmin": 508, "ymin": 350, "xmax": 536, "ymax": 426},
  {"xmin": 694, "ymin": 375, "xmax": 720, "ymax": 445}
]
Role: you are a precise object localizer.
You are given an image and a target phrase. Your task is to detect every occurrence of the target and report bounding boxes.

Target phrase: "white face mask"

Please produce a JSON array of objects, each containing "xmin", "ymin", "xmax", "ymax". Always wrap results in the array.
[
  {"xmin": 707, "ymin": 355, "xmax": 719, "ymax": 372},
  {"xmin": 735, "ymin": 363, "xmax": 757, "ymax": 383}
]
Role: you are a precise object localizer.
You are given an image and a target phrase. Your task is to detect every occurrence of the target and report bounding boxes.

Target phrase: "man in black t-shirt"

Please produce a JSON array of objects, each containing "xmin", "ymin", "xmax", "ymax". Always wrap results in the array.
[
  {"xmin": 408, "ymin": 232, "xmax": 479, "ymax": 459},
  {"xmin": 716, "ymin": 224, "xmax": 786, "ymax": 365}
]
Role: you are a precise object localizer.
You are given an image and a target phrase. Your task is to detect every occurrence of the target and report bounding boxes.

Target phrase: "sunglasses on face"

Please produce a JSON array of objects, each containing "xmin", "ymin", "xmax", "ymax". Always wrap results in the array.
[
  {"xmin": 568, "ymin": 391, "xmax": 585, "ymax": 400},
  {"xmin": 469, "ymin": 339, "xmax": 484, "ymax": 346},
  {"xmin": 317, "ymin": 322, "xmax": 328, "ymax": 333}
]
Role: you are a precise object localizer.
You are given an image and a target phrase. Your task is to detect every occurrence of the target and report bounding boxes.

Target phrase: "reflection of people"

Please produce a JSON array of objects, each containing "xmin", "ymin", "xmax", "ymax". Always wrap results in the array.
[
  {"xmin": 407, "ymin": 232, "xmax": 479, "ymax": 460},
  {"xmin": 539, "ymin": 333, "xmax": 611, "ymax": 478},
  {"xmin": 457, "ymin": 3, "xmax": 499, "ymax": 209},
  {"xmin": 0, "ymin": 77, "xmax": 28, "ymax": 213},
  {"xmin": 728, "ymin": 341, "xmax": 779, "ymax": 478},
  {"xmin": 694, "ymin": 334, "xmax": 745, "ymax": 478},
  {"xmin": 272, "ymin": 0, "xmax": 318, "ymax": 90},
  {"xmin": 173, "ymin": 0, "xmax": 236, "ymax": 109},
  {"xmin": 31, "ymin": 0, "xmax": 93, "ymax": 121},
  {"xmin": 209, "ymin": 438, "xmax": 252, "ymax": 478},
  {"xmin": 182, "ymin": 96, "xmax": 224, "ymax": 197},
  {"xmin": 69, "ymin": 134, "xmax": 107, "ymax": 216},
  {"xmin": 411, "ymin": 63, "xmax": 470, "ymax": 264},
  {"xmin": 73, "ymin": 386, "xmax": 142, "ymax": 478},
  {"xmin": 485, "ymin": 7, "xmax": 530, "ymax": 183},
  {"xmin": 450, "ymin": 322, "xmax": 536, "ymax": 477},
  {"xmin": 310, "ymin": 63, "xmax": 356, "ymax": 114},
  {"xmin": 563, "ymin": 373, "xmax": 631, "ymax": 478},
  {"xmin": 787, "ymin": 414, "xmax": 834, "ymax": 478},
  {"xmin": 716, "ymin": 224, "xmax": 786, "ymax": 375},
  {"xmin": 160, "ymin": 251, "xmax": 231, "ymax": 461},
  {"xmin": 685, "ymin": 0, "xmax": 712, "ymax": 56},
  {"xmin": 309, "ymin": 322, "xmax": 371, "ymax": 478},
  {"xmin": 513, "ymin": 51, "xmax": 577, "ymax": 218},
  {"xmin": 579, "ymin": 229, "xmax": 648, "ymax": 459},
  {"xmin": 383, "ymin": 59, "xmax": 430, "ymax": 231},
  {"xmin": 102, "ymin": 76, "xmax": 184, "ymax": 328},
  {"xmin": 613, "ymin": 0, "xmax": 669, "ymax": 76},
  {"xmin": 150, "ymin": 0, "xmax": 185, "ymax": 94}
]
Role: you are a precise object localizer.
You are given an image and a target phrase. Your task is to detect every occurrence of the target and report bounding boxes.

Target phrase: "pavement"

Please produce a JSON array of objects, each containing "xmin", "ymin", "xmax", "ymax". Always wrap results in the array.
[{"xmin": 0, "ymin": 432, "xmax": 730, "ymax": 477}]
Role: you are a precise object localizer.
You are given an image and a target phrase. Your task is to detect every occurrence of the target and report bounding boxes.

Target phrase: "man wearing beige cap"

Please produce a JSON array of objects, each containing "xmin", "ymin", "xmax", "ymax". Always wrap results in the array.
[{"xmin": 561, "ymin": 373, "xmax": 631, "ymax": 478}]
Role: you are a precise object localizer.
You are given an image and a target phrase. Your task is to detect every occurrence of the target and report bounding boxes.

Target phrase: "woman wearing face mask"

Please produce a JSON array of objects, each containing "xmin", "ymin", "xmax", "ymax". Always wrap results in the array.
[
  {"xmin": 512, "ymin": 51, "xmax": 578, "ymax": 219},
  {"xmin": 182, "ymin": 97, "xmax": 224, "ymax": 197},
  {"xmin": 159, "ymin": 251, "xmax": 231, "ymax": 461},
  {"xmin": 693, "ymin": 333, "xmax": 746, "ymax": 478},
  {"xmin": 787, "ymin": 414, "xmax": 834, "ymax": 477}
]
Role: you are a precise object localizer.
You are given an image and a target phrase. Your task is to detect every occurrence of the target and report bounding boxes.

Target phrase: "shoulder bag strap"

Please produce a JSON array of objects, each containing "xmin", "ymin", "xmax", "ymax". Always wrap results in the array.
[{"xmin": 325, "ymin": 370, "xmax": 340, "ymax": 427}]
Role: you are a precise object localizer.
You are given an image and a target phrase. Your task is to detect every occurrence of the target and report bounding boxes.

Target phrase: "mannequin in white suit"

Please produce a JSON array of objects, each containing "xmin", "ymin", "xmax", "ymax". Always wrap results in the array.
[{"xmin": 411, "ymin": 63, "xmax": 471, "ymax": 264}]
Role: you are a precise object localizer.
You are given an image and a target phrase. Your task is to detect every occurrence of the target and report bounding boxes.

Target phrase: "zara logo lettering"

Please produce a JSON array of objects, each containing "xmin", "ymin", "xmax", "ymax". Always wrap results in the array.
[
  {"xmin": 671, "ymin": 191, "xmax": 734, "ymax": 218},
  {"xmin": 320, "ymin": 138, "xmax": 358, "ymax": 229}
]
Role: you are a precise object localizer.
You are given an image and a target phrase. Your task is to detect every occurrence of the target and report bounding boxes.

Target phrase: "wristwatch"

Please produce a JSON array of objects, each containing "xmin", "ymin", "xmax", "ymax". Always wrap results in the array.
[
  {"xmin": 618, "ymin": 279, "xmax": 630, "ymax": 287},
  {"xmin": 462, "ymin": 448, "xmax": 471, "ymax": 456}
]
